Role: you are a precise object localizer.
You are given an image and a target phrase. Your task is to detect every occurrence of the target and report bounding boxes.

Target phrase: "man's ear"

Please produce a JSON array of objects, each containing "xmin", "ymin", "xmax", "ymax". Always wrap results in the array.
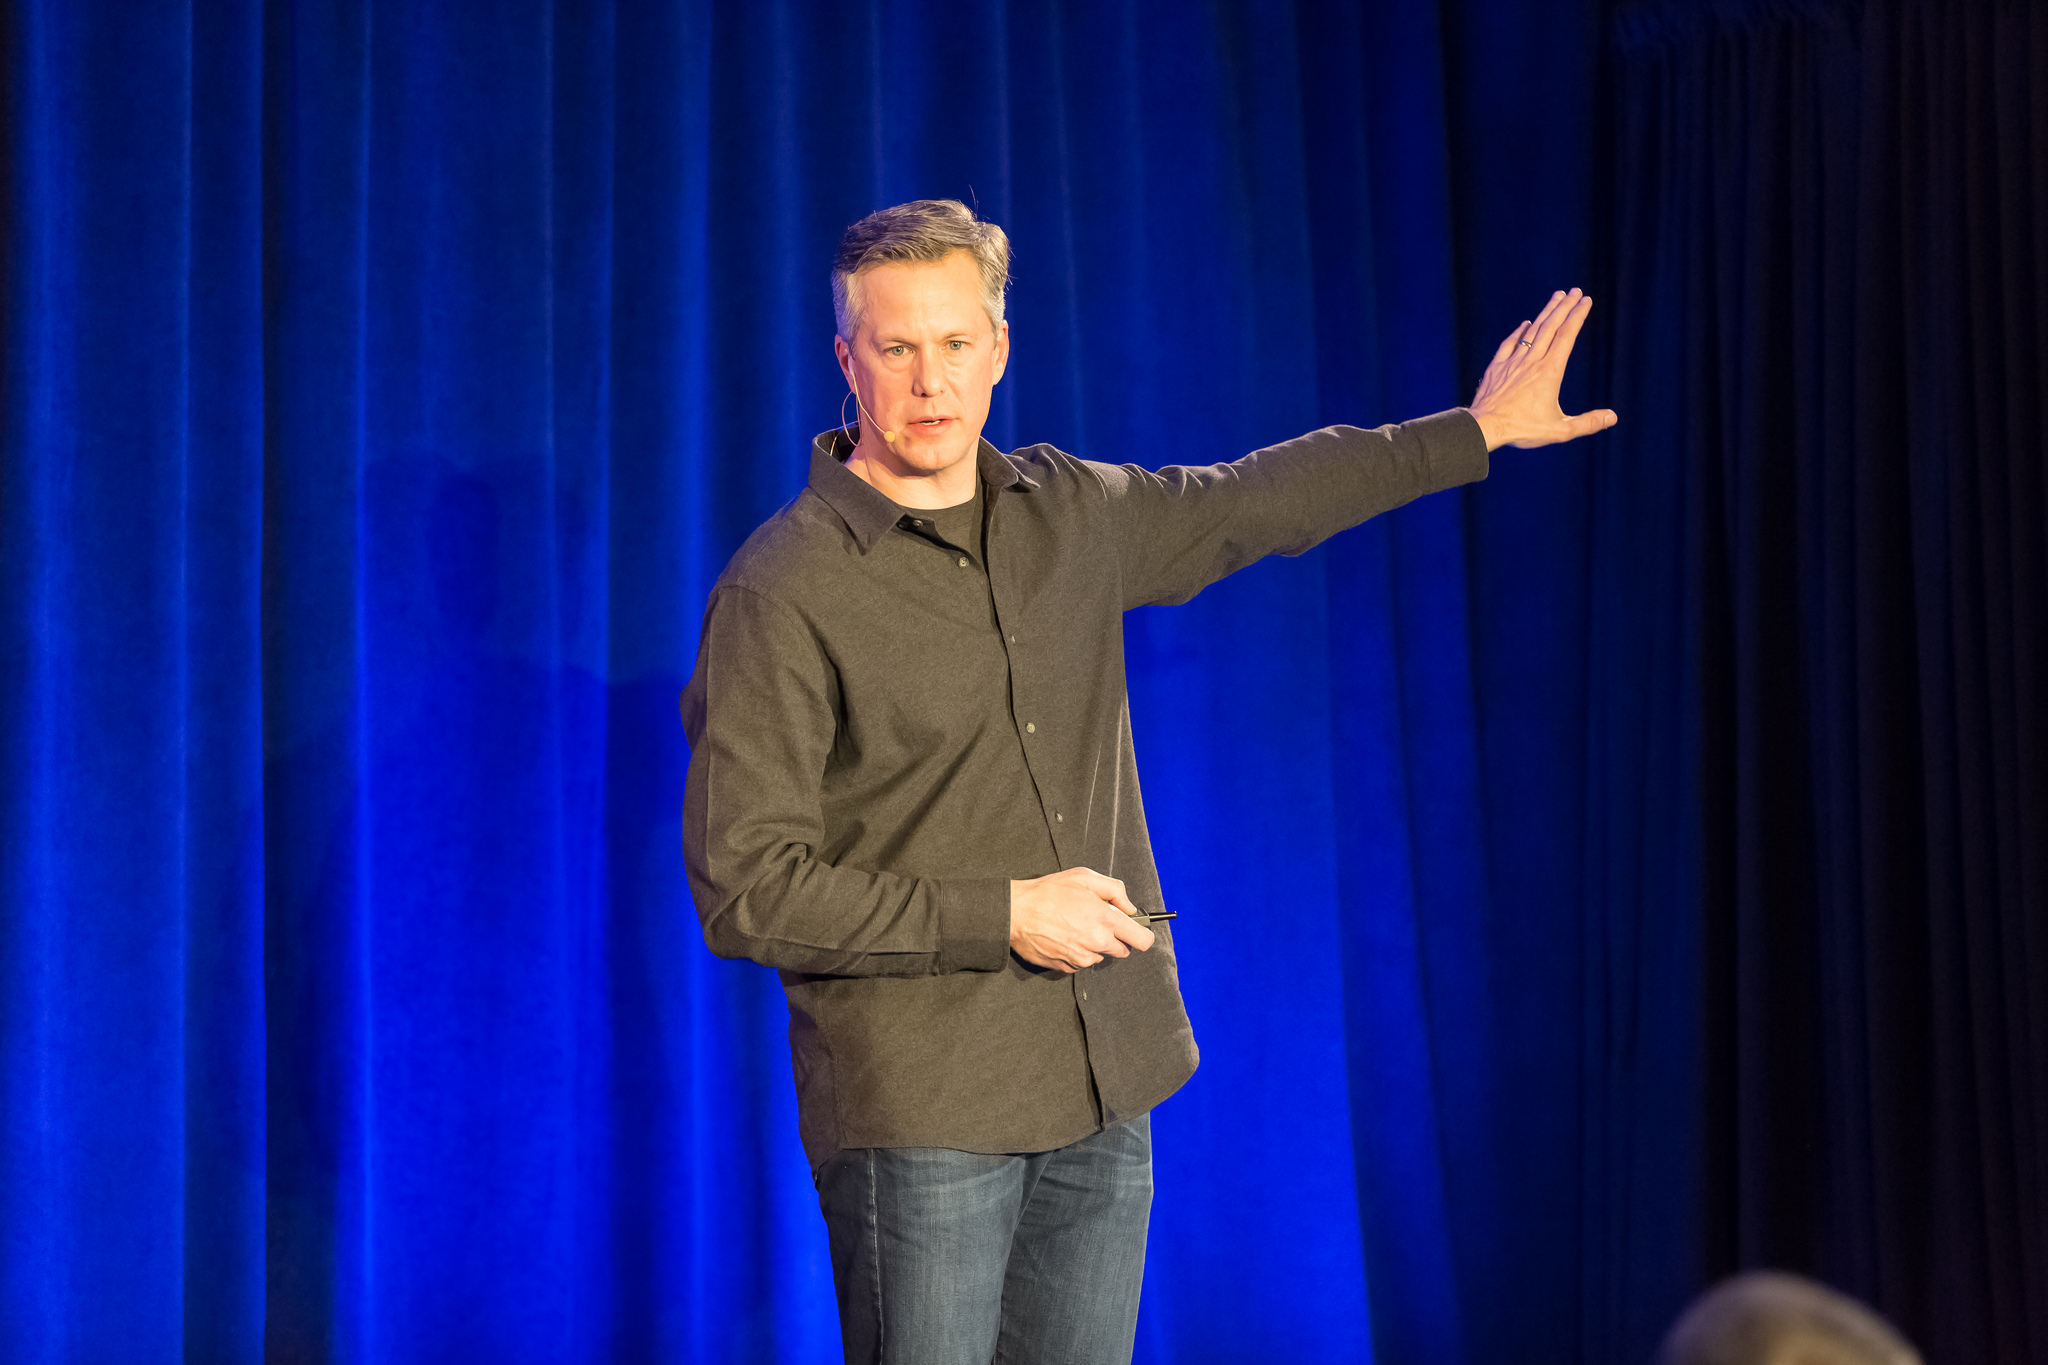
[{"xmin": 991, "ymin": 321, "xmax": 1010, "ymax": 384}]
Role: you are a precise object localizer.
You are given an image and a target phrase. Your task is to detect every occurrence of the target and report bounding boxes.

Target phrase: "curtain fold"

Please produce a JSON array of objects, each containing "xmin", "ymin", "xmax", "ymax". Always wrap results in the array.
[
  {"xmin": 1, "ymin": 3, "xmax": 268, "ymax": 1361},
  {"xmin": 1609, "ymin": 2, "xmax": 2048, "ymax": 1360}
]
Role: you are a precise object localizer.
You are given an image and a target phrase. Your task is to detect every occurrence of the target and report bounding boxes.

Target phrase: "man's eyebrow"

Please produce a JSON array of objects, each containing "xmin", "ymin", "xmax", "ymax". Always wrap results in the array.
[{"xmin": 872, "ymin": 331, "xmax": 979, "ymax": 346}]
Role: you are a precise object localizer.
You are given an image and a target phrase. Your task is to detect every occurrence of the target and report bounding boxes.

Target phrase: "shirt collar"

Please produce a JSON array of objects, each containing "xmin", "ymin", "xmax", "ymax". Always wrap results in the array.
[{"xmin": 807, "ymin": 428, "xmax": 1036, "ymax": 553}]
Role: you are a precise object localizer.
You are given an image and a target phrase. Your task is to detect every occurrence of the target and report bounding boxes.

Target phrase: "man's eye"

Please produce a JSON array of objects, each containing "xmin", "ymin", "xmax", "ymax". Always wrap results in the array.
[
  {"xmin": 948, "ymin": 340, "xmax": 964, "ymax": 350},
  {"xmin": 887, "ymin": 346, "xmax": 907, "ymax": 356}
]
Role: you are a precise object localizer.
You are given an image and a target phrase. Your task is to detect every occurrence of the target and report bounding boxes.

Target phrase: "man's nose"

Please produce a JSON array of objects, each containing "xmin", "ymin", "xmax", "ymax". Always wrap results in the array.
[{"xmin": 911, "ymin": 352, "xmax": 946, "ymax": 396}]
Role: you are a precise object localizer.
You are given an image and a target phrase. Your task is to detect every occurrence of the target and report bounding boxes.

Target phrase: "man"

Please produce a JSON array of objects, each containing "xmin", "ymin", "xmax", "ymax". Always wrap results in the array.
[{"xmin": 680, "ymin": 199, "xmax": 1614, "ymax": 1363}]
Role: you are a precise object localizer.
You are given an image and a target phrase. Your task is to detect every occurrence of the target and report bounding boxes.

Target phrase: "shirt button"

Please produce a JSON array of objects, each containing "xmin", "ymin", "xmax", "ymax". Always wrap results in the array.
[
  {"xmin": 1025, "ymin": 722, "xmax": 1035, "ymax": 733},
  {"xmin": 1056, "ymin": 812, "xmax": 1064, "ymax": 822},
  {"xmin": 1080, "ymin": 989, "xmax": 1088, "ymax": 1001},
  {"xmin": 957, "ymin": 556, "xmax": 969, "ymax": 567},
  {"xmin": 910, "ymin": 518, "xmax": 922, "ymax": 525},
  {"xmin": 1008, "ymin": 634, "xmax": 1017, "ymax": 643}
]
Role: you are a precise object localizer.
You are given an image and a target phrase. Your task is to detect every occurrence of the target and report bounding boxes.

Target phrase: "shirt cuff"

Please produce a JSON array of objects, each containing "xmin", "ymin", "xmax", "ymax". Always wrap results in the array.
[
  {"xmin": 1417, "ymin": 408, "xmax": 1492, "ymax": 489},
  {"xmin": 936, "ymin": 876, "xmax": 1014, "ymax": 973}
]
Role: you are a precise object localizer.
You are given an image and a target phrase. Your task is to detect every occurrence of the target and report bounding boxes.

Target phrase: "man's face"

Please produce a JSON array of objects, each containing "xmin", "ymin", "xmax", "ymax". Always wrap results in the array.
[{"xmin": 835, "ymin": 251, "xmax": 1009, "ymax": 480}]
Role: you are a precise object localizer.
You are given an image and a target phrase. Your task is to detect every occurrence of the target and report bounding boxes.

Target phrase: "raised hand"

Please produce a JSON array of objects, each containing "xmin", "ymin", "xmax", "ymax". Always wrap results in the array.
[{"xmin": 1467, "ymin": 288, "xmax": 1619, "ymax": 451}]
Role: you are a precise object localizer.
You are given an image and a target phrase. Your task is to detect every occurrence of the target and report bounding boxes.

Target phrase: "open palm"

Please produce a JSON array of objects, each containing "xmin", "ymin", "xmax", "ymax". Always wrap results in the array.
[{"xmin": 1467, "ymin": 288, "xmax": 1619, "ymax": 450}]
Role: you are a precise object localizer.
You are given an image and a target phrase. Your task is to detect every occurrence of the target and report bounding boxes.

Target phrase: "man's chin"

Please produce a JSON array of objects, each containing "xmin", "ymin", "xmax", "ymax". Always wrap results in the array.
[{"xmin": 896, "ymin": 428, "xmax": 980, "ymax": 471}]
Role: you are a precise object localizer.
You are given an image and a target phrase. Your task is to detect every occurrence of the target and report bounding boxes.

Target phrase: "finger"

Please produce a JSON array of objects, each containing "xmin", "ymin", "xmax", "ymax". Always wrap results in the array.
[
  {"xmin": 1521, "ymin": 409, "xmax": 1617, "ymax": 447},
  {"xmin": 1107, "ymin": 916, "xmax": 1157, "ymax": 953},
  {"xmin": 1526, "ymin": 290, "xmax": 1570, "ymax": 344},
  {"xmin": 1544, "ymin": 295, "xmax": 1595, "ymax": 369},
  {"xmin": 1530, "ymin": 288, "xmax": 1583, "ymax": 355},
  {"xmin": 1561, "ymin": 408, "xmax": 1618, "ymax": 439},
  {"xmin": 1490, "ymin": 320, "xmax": 1531, "ymax": 366},
  {"xmin": 1540, "ymin": 290, "xmax": 1581, "ymax": 358},
  {"xmin": 1095, "ymin": 878, "xmax": 1142, "ymax": 919}
]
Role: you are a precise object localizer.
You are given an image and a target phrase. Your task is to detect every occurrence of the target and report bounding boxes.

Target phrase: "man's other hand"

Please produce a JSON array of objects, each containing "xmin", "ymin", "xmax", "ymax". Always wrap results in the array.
[
  {"xmin": 1466, "ymin": 288, "xmax": 1620, "ymax": 451},
  {"xmin": 1009, "ymin": 868, "xmax": 1157, "ymax": 973}
]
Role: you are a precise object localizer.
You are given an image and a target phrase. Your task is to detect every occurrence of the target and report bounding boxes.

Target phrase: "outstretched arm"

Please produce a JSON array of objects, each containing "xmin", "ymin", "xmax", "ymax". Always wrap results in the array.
[
  {"xmin": 1089, "ymin": 288, "xmax": 1613, "ymax": 607},
  {"xmin": 1095, "ymin": 411, "xmax": 1488, "ymax": 608},
  {"xmin": 1466, "ymin": 288, "xmax": 1619, "ymax": 451}
]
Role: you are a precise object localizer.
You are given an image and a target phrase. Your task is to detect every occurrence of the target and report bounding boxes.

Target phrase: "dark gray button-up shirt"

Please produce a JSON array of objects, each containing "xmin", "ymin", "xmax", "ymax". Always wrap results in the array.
[{"xmin": 680, "ymin": 410, "xmax": 1489, "ymax": 1171}]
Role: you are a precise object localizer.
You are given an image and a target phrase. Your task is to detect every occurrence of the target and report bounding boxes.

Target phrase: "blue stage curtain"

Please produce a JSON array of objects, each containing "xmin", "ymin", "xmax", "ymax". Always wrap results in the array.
[
  {"xmin": 19, "ymin": 0, "xmax": 2035, "ymax": 1361},
  {"xmin": 1609, "ymin": 2, "xmax": 2048, "ymax": 1361}
]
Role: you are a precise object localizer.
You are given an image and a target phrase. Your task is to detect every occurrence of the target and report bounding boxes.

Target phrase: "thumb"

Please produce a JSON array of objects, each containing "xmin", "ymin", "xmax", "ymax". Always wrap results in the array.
[{"xmin": 1562, "ymin": 409, "xmax": 1618, "ymax": 440}]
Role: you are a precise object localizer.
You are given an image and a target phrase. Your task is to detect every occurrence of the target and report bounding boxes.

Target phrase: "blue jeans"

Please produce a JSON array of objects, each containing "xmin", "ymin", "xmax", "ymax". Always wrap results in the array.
[{"xmin": 816, "ymin": 1114, "xmax": 1153, "ymax": 1365}]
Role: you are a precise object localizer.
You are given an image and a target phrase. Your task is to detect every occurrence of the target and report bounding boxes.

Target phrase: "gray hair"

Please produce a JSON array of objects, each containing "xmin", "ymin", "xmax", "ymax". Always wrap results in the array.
[{"xmin": 831, "ymin": 199, "xmax": 1011, "ymax": 340}]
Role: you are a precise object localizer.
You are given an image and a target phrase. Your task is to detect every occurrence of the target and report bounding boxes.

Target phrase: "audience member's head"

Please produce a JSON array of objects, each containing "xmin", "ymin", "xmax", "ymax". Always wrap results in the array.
[{"xmin": 1656, "ymin": 1271, "xmax": 1920, "ymax": 1365}]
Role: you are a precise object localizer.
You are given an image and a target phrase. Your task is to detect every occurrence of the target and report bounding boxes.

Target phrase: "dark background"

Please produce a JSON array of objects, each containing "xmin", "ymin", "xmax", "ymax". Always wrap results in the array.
[{"xmin": 2, "ymin": 0, "xmax": 2041, "ymax": 1361}]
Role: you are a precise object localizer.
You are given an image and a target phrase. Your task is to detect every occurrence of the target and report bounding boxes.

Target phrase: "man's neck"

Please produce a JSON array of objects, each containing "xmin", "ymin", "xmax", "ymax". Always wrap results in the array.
[{"xmin": 844, "ymin": 434, "xmax": 980, "ymax": 509}]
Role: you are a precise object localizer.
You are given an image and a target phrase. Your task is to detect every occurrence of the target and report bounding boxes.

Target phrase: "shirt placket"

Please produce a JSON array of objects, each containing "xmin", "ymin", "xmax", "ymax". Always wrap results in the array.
[{"xmin": 981, "ymin": 491, "xmax": 1074, "ymax": 874}]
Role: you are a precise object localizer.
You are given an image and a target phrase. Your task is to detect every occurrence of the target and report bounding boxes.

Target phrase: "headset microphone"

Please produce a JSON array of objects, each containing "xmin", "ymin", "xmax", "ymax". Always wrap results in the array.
[
  {"xmin": 849, "ymin": 386, "xmax": 896, "ymax": 445},
  {"xmin": 839, "ymin": 382, "xmax": 897, "ymax": 446}
]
